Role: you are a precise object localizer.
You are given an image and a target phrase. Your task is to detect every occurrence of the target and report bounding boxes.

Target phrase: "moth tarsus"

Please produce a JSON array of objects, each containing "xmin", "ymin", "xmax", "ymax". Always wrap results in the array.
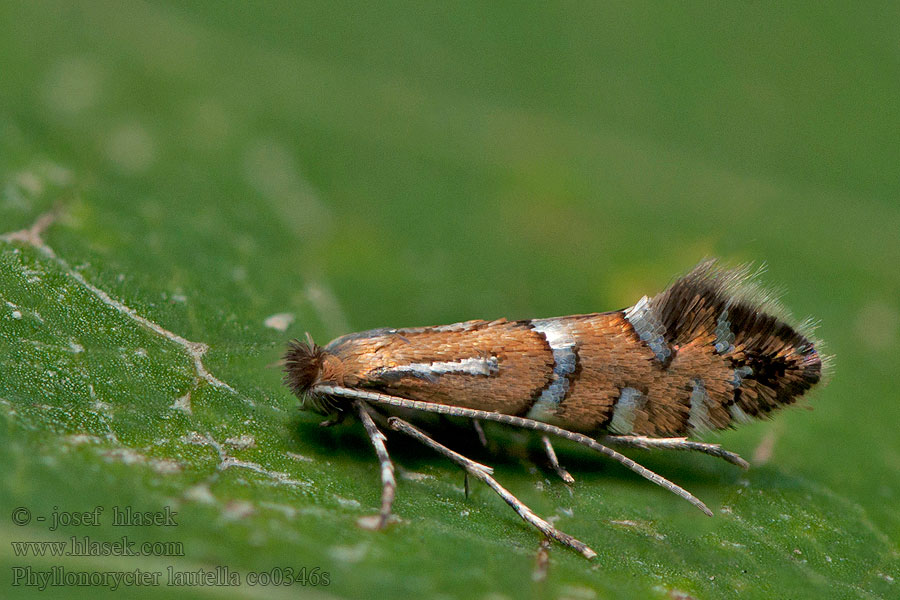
[
  {"xmin": 472, "ymin": 419, "xmax": 488, "ymax": 448},
  {"xmin": 283, "ymin": 259, "xmax": 826, "ymax": 557},
  {"xmin": 541, "ymin": 435, "xmax": 575, "ymax": 485},
  {"xmin": 533, "ymin": 538, "xmax": 552, "ymax": 582}
]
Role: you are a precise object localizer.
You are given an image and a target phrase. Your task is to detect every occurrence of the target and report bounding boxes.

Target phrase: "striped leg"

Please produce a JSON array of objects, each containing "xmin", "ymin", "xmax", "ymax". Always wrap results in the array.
[
  {"xmin": 600, "ymin": 435, "xmax": 749, "ymax": 469},
  {"xmin": 355, "ymin": 401, "xmax": 396, "ymax": 529},
  {"xmin": 387, "ymin": 416, "xmax": 596, "ymax": 559}
]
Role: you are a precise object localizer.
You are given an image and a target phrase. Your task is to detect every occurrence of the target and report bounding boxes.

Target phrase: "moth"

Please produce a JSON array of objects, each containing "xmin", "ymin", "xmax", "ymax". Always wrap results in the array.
[{"xmin": 283, "ymin": 260, "xmax": 824, "ymax": 558}]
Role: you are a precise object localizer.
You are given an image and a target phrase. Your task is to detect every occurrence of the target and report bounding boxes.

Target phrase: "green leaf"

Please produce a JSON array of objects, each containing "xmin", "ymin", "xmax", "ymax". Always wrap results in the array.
[{"xmin": 1, "ymin": 2, "xmax": 898, "ymax": 599}]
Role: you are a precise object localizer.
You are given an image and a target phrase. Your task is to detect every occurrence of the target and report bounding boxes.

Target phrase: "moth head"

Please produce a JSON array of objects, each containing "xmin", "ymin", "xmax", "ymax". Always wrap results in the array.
[{"xmin": 283, "ymin": 334, "xmax": 344, "ymax": 415}]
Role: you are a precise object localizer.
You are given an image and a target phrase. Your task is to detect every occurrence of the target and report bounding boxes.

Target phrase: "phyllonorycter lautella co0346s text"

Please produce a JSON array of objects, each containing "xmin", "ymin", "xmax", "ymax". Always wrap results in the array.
[{"xmin": 282, "ymin": 259, "xmax": 827, "ymax": 559}]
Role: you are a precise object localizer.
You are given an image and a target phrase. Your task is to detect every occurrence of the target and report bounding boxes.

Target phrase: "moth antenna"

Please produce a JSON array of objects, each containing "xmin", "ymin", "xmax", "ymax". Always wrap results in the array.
[
  {"xmin": 600, "ymin": 435, "xmax": 749, "ymax": 469},
  {"xmin": 315, "ymin": 385, "xmax": 713, "ymax": 517}
]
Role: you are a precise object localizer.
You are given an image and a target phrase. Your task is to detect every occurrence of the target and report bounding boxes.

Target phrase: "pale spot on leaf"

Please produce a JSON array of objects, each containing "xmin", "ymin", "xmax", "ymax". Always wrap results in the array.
[{"xmin": 264, "ymin": 312, "xmax": 295, "ymax": 332}]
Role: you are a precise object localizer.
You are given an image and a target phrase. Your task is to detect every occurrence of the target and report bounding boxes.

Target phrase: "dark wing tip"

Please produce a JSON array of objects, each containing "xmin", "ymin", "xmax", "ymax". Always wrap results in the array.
[{"xmin": 653, "ymin": 259, "xmax": 827, "ymax": 414}]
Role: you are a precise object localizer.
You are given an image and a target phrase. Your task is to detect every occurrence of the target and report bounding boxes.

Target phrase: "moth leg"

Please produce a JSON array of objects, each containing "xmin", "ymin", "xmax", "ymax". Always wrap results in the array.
[
  {"xmin": 472, "ymin": 419, "xmax": 488, "ymax": 448},
  {"xmin": 533, "ymin": 537, "xmax": 552, "ymax": 582},
  {"xmin": 355, "ymin": 401, "xmax": 396, "ymax": 529},
  {"xmin": 318, "ymin": 411, "xmax": 346, "ymax": 428},
  {"xmin": 387, "ymin": 416, "xmax": 597, "ymax": 560},
  {"xmin": 601, "ymin": 435, "xmax": 749, "ymax": 469},
  {"xmin": 542, "ymin": 435, "xmax": 575, "ymax": 484}
]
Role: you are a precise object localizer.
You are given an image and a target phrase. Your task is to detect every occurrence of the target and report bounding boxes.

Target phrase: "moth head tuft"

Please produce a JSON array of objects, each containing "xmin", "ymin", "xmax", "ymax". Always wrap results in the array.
[
  {"xmin": 283, "ymin": 333, "xmax": 345, "ymax": 416},
  {"xmin": 283, "ymin": 333, "xmax": 325, "ymax": 397}
]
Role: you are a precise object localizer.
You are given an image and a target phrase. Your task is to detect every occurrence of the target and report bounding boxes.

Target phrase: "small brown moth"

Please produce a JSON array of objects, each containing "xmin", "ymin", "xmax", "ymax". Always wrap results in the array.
[{"xmin": 283, "ymin": 260, "xmax": 824, "ymax": 558}]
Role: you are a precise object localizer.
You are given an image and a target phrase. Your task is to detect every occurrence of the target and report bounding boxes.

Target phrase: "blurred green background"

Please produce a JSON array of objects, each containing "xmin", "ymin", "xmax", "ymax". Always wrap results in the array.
[{"xmin": 1, "ymin": 2, "xmax": 898, "ymax": 598}]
